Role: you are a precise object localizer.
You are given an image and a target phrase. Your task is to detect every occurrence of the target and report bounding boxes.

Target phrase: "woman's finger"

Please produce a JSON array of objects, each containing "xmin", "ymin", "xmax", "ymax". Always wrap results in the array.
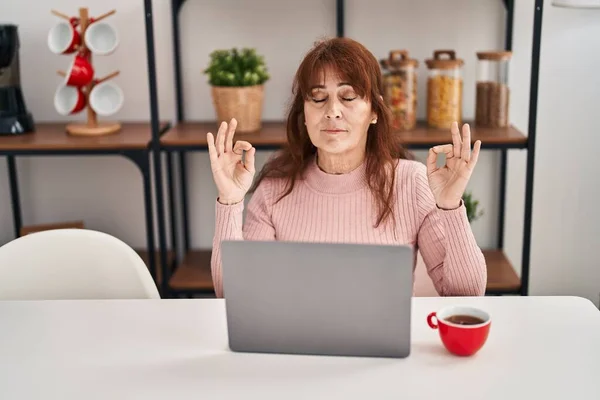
[
  {"xmin": 216, "ymin": 121, "xmax": 227, "ymax": 155},
  {"xmin": 468, "ymin": 140, "xmax": 482, "ymax": 169},
  {"xmin": 207, "ymin": 132, "xmax": 220, "ymax": 167},
  {"xmin": 427, "ymin": 144, "xmax": 453, "ymax": 174},
  {"xmin": 426, "ymin": 147, "xmax": 438, "ymax": 175},
  {"xmin": 451, "ymin": 121, "xmax": 462, "ymax": 159},
  {"xmin": 461, "ymin": 123, "xmax": 472, "ymax": 161},
  {"xmin": 225, "ymin": 118, "xmax": 237, "ymax": 153},
  {"xmin": 433, "ymin": 144, "xmax": 454, "ymax": 156},
  {"xmin": 233, "ymin": 140, "xmax": 253, "ymax": 155}
]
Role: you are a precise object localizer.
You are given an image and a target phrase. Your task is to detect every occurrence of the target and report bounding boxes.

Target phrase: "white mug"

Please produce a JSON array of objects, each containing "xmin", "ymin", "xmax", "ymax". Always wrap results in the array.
[
  {"xmin": 54, "ymin": 84, "xmax": 86, "ymax": 115},
  {"xmin": 89, "ymin": 81, "xmax": 124, "ymax": 116},
  {"xmin": 84, "ymin": 21, "xmax": 118, "ymax": 55},
  {"xmin": 48, "ymin": 20, "xmax": 80, "ymax": 54}
]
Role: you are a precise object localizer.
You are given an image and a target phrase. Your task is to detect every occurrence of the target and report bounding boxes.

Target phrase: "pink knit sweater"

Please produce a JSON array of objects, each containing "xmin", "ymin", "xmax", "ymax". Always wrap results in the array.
[{"xmin": 211, "ymin": 157, "xmax": 487, "ymax": 298}]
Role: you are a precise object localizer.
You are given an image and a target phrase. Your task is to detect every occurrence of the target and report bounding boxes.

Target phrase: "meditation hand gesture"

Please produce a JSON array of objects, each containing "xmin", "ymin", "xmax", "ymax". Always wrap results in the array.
[
  {"xmin": 207, "ymin": 118, "xmax": 256, "ymax": 205},
  {"xmin": 426, "ymin": 122, "xmax": 482, "ymax": 210}
]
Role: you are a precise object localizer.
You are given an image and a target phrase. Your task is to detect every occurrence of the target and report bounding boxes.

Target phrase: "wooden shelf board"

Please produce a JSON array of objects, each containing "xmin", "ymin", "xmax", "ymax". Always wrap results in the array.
[
  {"xmin": 0, "ymin": 122, "xmax": 169, "ymax": 151},
  {"xmin": 168, "ymin": 250, "xmax": 214, "ymax": 291},
  {"xmin": 484, "ymin": 249, "xmax": 521, "ymax": 292},
  {"xmin": 166, "ymin": 249, "xmax": 520, "ymax": 293},
  {"xmin": 135, "ymin": 249, "xmax": 176, "ymax": 285},
  {"xmin": 160, "ymin": 121, "xmax": 288, "ymax": 148},
  {"xmin": 397, "ymin": 122, "xmax": 527, "ymax": 147},
  {"xmin": 159, "ymin": 120, "xmax": 526, "ymax": 148}
]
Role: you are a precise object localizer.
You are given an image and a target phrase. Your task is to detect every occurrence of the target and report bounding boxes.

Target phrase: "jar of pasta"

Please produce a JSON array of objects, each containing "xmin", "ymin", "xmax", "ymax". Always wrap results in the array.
[
  {"xmin": 475, "ymin": 51, "xmax": 512, "ymax": 128},
  {"xmin": 425, "ymin": 50, "xmax": 464, "ymax": 129},
  {"xmin": 380, "ymin": 50, "xmax": 418, "ymax": 131}
]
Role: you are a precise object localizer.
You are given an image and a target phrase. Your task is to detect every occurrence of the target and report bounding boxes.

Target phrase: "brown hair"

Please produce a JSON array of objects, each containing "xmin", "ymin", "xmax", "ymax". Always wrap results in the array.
[{"xmin": 250, "ymin": 37, "xmax": 413, "ymax": 227}]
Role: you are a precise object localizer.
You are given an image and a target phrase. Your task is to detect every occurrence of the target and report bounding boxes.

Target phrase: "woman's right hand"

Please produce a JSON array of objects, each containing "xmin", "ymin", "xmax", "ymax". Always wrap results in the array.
[{"xmin": 207, "ymin": 118, "xmax": 256, "ymax": 205}]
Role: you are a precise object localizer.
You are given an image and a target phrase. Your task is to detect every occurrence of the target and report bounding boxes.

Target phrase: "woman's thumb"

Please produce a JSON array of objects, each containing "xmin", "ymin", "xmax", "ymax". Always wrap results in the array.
[{"xmin": 244, "ymin": 147, "xmax": 256, "ymax": 174}]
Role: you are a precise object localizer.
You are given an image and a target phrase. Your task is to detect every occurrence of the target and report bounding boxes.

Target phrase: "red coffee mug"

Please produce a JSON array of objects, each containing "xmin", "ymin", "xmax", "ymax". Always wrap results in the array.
[
  {"xmin": 427, "ymin": 306, "xmax": 491, "ymax": 356},
  {"xmin": 69, "ymin": 16, "xmax": 95, "ymax": 27},
  {"xmin": 64, "ymin": 54, "xmax": 94, "ymax": 87}
]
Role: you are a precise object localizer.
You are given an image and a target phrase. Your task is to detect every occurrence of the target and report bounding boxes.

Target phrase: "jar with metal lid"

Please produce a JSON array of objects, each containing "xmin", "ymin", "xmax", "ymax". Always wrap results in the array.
[
  {"xmin": 380, "ymin": 50, "xmax": 418, "ymax": 131},
  {"xmin": 475, "ymin": 51, "xmax": 512, "ymax": 128},
  {"xmin": 425, "ymin": 50, "xmax": 464, "ymax": 129}
]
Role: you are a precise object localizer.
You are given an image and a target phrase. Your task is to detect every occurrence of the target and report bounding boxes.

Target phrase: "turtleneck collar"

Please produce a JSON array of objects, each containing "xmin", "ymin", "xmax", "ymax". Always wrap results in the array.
[{"xmin": 303, "ymin": 154, "xmax": 368, "ymax": 194}]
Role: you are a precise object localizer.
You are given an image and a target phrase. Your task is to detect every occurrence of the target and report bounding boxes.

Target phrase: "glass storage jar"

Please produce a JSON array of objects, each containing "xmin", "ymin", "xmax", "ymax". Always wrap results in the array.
[
  {"xmin": 425, "ymin": 50, "xmax": 464, "ymax": 129},
  {"xmin": 475, "ymin": 51, "xmax": 512, "ymax": 128},
  {"xmin": 380, "ymin": 50, "xmax": 418, "ymax": 131}
]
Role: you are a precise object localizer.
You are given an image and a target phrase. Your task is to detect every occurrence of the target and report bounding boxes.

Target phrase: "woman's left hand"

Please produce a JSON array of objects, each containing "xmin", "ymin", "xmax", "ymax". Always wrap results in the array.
[{"xmin": 426, "ymin": 121, "xmax": 482, "ymax": 210}]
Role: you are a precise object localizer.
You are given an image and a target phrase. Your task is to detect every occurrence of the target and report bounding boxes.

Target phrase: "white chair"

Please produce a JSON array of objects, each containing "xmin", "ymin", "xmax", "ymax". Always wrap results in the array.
[{"xmin": 0, "ymin": 229, "xmax": 160, "ymax": 300}]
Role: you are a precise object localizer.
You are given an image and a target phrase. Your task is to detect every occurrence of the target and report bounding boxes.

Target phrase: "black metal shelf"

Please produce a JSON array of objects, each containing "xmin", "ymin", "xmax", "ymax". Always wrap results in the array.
[{"xmin": 140, "ymin": 0, "xmax": 542, "ymax": 297}]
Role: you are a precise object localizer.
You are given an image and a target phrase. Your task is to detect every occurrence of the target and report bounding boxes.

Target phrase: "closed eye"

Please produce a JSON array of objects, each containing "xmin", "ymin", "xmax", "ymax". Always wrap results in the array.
[{"xmin": 311, "ymin": 97, "xmax": 356, "ymax": 103}]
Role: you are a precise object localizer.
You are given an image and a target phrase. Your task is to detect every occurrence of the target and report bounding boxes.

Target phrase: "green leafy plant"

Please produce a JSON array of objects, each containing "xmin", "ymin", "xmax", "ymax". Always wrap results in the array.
[
  {"xmin": 203, "ymin": 47, "xmax": 270, "ymax": 87},
  {"xmin": 463, "ymin": 191, "xmax": 484, "ymax": 223}
]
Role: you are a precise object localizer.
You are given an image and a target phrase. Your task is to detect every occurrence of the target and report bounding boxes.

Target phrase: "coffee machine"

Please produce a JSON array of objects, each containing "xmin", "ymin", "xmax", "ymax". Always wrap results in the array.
[{"xmin": 0, "ymin": 24, "xmax": 35, "ymax": 135}]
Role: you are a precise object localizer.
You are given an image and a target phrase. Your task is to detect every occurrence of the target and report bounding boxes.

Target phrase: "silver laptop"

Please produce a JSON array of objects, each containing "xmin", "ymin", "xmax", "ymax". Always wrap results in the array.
[{"xmin": 221, "ymin": 240, "xmax": 414, "ymax": 358}]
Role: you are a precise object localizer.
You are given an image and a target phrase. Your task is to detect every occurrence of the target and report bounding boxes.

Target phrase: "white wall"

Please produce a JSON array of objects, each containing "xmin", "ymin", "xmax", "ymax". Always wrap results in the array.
[
  {"xmin": 0, "ymin": 0, "xmax": 598, "ymax": 306},
  {"xmin": 506, "ymin": 1, "xmax": 600, "ymax": 305}
]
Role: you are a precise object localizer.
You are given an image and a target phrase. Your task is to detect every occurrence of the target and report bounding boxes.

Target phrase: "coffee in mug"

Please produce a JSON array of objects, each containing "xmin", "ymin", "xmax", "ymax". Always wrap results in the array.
[{"xmin": 444, "ymin": 314, "xmax": 485, "ymax": 325}]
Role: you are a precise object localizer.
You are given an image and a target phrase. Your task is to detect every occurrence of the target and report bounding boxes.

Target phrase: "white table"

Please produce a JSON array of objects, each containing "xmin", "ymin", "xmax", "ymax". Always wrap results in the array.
[{"xmin": 0, "ymin": 296, "xmax": 598, "ymax": 399}]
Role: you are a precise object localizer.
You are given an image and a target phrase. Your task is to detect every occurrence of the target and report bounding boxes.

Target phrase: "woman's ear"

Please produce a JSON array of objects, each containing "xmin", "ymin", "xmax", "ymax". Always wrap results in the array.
[{"xmin": 371, "ymin": 95, "xmax": 383, "ymax": 123}]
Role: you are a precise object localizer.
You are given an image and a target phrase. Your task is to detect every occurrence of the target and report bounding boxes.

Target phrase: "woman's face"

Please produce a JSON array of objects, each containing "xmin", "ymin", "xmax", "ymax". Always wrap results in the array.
[{"xmin": 304, "ymin": 67, "xmax": 376, "ymax": 156}]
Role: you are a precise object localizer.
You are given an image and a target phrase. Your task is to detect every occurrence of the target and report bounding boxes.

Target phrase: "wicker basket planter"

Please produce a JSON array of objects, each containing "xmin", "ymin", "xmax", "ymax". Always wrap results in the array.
[
  {"xmin": 204, "ymin": 48, "xmax": 269, "ymax": 133},
  {"xmin": 211, "ymin": 85, "xmax": 264, "ymax": 133}
]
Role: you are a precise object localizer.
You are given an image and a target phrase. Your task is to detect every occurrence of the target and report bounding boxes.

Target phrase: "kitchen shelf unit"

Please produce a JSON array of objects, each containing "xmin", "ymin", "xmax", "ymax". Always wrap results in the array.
[
  {"xmin": 0, "ymin": 122, "xmax": 172, "ymax": 289},
  {"xmin": 140, "ymin": 0, "xmax": 541, "ymax": 297}
]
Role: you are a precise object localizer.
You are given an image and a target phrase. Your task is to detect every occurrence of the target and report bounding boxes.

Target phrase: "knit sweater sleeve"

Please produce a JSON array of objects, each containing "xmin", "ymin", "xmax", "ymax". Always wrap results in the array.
[
  {"xmin": 413, "ymin": 162, "xmax": 487, "ymax": 296},
  {"xmin": 211, "ymin": 180, "xmax": 276, "ymax": 298}
]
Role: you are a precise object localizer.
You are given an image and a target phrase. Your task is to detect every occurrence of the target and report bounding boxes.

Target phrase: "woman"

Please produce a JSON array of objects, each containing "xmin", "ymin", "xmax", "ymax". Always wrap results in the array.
[{"xmin": 206, "ymin": 37, "xmax": 486, "ymax": 298}]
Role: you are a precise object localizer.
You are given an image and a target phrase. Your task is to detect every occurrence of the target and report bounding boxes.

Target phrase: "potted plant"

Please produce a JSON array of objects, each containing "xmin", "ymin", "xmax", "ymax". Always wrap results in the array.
[
  {"xmin": 463, "ymin": 190, "xmax": 484, "ymax": 223},
  {"xmin": 203, "ymin": 47, "xmax": 270, "ymax": 133}
]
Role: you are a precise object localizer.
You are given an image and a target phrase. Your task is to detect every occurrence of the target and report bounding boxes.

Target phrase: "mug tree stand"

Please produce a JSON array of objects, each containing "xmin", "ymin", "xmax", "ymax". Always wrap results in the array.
[{"xmin": 53, "ymin": 7, "xmax": 121, "ymax": 136}]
